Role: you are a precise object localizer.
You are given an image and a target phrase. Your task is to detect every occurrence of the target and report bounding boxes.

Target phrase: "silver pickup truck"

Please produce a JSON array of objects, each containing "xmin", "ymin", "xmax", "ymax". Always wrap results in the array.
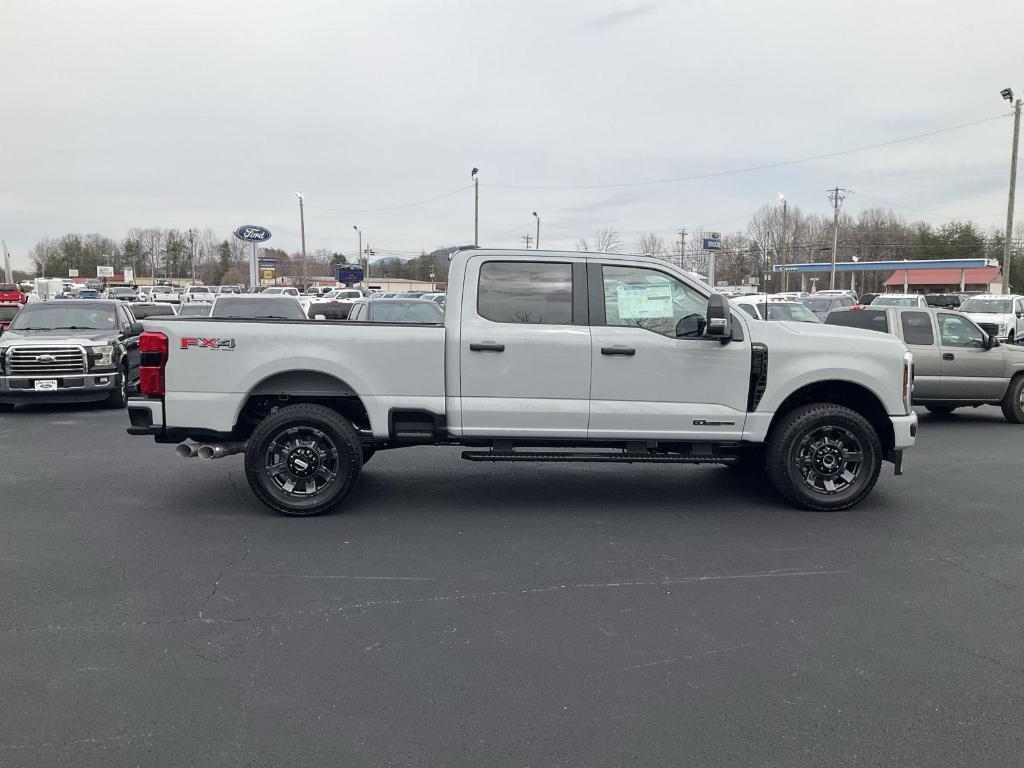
[{"xmin": 826, "ymin": 305, "xmax": 1024, "ymax": 421}]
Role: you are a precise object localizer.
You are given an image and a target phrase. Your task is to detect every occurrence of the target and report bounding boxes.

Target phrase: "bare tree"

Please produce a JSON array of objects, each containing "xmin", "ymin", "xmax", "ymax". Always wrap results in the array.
[
  {"xmin": 635, "ymin": 232, "xmax": 668, "ymax": 260},
  {"xmin": 576, "ymin": 227, "xmax": 622, "ymax": 253}
]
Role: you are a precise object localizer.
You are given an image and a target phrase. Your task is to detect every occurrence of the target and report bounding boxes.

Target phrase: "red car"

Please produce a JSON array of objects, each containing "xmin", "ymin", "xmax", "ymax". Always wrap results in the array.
[
  {"xmin": 0, "ymin": 302, "xmax": 22, "ymax": 334},
  {"xmin": 0, "ymin": 283, "xmax": 26, "ymax": 304}
]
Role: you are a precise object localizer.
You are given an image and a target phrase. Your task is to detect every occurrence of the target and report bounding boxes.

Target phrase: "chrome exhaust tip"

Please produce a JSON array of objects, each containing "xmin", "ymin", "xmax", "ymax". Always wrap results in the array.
[
  {"xmin": 175, "ymin": 443, "xmax": 199, "ymax": 458},
  {"xmin": 197, "ymin": 442, "xmax": 246, "ymax": 460}
]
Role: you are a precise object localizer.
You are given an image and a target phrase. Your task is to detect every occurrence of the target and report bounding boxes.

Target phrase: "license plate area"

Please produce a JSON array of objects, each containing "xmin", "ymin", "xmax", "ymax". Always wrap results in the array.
[{"xmin": 34, "ymin": 379, "xmax": 58, "ymax": 391}]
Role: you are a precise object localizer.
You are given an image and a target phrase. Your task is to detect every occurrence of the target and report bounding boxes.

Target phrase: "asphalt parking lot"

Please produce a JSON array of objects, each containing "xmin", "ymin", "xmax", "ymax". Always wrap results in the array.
[{"xmin": 2, "ymin": 404, "xmax": 1023, "ymax": 767}]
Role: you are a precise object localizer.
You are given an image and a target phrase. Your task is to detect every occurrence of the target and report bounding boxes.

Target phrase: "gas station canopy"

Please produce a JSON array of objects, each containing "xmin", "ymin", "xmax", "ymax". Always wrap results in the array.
[{"xmin": 772, "ymin": 258, "xmax": 997, "ymax": 274}]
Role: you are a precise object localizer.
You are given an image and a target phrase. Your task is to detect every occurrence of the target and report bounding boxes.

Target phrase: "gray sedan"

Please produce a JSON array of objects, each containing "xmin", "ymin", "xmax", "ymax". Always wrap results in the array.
[{"xmin": 826, "ymin": 306, "xmax": 1024, "ymax": 423}]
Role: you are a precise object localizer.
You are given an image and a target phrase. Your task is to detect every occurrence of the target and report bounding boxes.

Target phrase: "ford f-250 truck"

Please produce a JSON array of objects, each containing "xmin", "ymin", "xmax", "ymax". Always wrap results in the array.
[{"xmin": 125, "ymin": 249, "xmax": 917, "ymax": 515}]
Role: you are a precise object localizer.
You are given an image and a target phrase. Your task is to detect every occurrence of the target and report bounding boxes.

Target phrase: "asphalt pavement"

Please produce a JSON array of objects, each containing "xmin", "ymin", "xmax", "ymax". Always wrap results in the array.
[{"xmin": 1, "ymin": 403, "xmax": 1023, "ymax": 767}]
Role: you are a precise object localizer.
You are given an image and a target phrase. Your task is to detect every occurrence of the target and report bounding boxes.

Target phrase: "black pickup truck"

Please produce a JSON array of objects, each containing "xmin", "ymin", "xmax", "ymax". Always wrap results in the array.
[{"xmin": 0, "ymin": 300, "xmax": 142, "ymax": 411}]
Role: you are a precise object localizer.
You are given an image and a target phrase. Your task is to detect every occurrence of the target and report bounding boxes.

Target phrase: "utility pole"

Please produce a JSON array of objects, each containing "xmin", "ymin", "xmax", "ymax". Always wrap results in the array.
[
  {"xmin": 827, "ymin": 187, "xmax": 849, "ymax": 290},
  {"xmin": 676, "ymin": 228, "xmax": 687, "ymax": 269},
  {"xmin": 472, "ymin": 168, "xmax": 479, "ymax": 246},
  {"xmin": 1002, "ymin": 90, "xmax": 1021, "ymax": 293},
  {"xmin": 353, "ymin": 226, "xmax": 362, "ymax": 287},
  {"xmin": 188, "ymin": 228, "xmax": 196, "ymax": 283},
  {"xmin": 522, "ymin": 234, "xmax": 534, "ymax": 250},
  {"xmin": 533, "ymin": 211, "xmax": 540, "ymax": 249},
  {"xmin": 2, "ymin": 241, "xmax": 11, "ymax": 283}
]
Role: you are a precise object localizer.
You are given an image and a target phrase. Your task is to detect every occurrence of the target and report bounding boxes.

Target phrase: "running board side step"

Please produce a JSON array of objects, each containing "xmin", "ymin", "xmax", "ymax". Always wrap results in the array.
[{"xmin": 461, "ymin": 450, "xmax": 737, "ymax": 464}]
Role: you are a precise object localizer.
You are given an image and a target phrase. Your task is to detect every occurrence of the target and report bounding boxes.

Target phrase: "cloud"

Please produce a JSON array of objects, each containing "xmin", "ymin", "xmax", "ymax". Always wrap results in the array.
[{"xmin": 583, "ymin": 2, "xmax": 662, "ymax": 30}]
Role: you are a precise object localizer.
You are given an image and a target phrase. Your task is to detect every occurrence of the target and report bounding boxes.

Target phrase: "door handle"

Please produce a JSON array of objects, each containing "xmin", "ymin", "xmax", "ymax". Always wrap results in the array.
[
  {"xmin": 470, "ymin": 342, "xmax": 505, "ymax": 352},
  {"xmin": 942, "ymin": 352, "xmax": 955, "ymax": 361},
  {"xmin": 601, "ymin": 346, "xmax": 636, "ymax": 356}
]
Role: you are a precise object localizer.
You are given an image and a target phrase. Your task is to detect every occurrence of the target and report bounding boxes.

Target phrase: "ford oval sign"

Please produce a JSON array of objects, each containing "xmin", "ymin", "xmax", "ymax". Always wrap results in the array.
[{"xmin": 233, "ymin": 225, "xmax": 272, "ymax": 243}]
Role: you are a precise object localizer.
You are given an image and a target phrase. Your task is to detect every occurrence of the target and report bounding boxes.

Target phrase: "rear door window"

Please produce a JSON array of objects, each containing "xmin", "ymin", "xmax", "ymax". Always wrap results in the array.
[
  {"xmin": 900, "ymin": 311, "xmax": 935, "ymax": 345},
  {"xmin": 824, "ymin": 309, "xmax": 890, "ymax": 334},
  {"xmin": 477, "ymin": 262, "xmax": 573, "ymax": 325}
]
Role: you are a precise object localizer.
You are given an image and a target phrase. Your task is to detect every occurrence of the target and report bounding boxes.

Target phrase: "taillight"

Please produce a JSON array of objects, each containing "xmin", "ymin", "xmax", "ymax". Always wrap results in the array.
[{"xmin": 139, "ymin": 331, "xmax": 168, "ymax": 397}]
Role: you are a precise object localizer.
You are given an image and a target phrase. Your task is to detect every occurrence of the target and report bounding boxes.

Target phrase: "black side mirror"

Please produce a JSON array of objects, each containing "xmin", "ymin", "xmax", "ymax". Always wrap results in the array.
[
  {"xmin": 1016, "ymin": 312, "xmax": 1022, "ymax": 319},
  {"xmin": 705, "ymin": 294, "xmax": 732, "ymax": 342},
  {"xmin": 128, "ymin": 321, "xmax": 144, "ymax": 336}
]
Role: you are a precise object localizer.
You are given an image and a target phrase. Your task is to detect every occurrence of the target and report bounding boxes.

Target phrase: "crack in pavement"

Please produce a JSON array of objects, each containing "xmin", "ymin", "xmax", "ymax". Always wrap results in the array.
[{"xmin": 198, "ymin": 534, "xmax": 250, "ymax": 619}]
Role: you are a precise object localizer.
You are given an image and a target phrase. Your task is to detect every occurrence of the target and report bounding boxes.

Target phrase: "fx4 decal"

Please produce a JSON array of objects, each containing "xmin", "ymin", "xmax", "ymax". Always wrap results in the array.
[{"xmin": 180, "ymin": 337, "xmax": 236, "ymax": 351}]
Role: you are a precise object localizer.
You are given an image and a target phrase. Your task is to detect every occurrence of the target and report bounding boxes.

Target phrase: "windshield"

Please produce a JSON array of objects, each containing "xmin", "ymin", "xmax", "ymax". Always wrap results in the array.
[
  {"xmin": 961, "ymin": 299, "xmax": 1011, "ymax": 314},
  {"xmin": 9, "ymin": 304, "xmax": 117, "ymax": 331},
  {"xmin": 1, "ymin": 284, "xmax": 19, "ymax": 292},
  {"xmin": 765, "ymin": 303, "xmax": 819, "ymax": 322},
  {"xmin": 801, "ymin": 297, "xmax": 834, "ymax": 312},
  {"xmin": 190, "ymin": 286, "xmax": 210, "ymax": 293},
  {"xmin": 871, "ymin": 296, "xmax": 919, "ymax": 307},
  {"xmin": 366, "ymin": 300, "xmax": 444, "ymax": 323},
  {"xmin": 212, "ymin": 297, "xmax": 307, "ymax": 319}
]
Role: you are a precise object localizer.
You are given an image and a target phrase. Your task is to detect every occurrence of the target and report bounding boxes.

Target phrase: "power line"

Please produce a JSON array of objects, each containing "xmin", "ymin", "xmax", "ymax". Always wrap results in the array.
[
  {"xmin": 482, "ymin": 114, "xmax": 1012, "ymax": 190},
  {"xmin": 306, "ymin": 185, "xmax": 472, "ymax": 214}
]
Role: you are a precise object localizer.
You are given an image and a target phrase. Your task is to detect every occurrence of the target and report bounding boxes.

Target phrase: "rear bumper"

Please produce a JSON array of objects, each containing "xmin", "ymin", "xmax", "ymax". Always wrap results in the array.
[
  {"xmin": 890, "ymin": 412, "xmax": 918, "ymax": 450},
  {"xmin": 126, "ymin": 398, "xmax": 164, "ymax": 435},
  {"xmin": 0, "ymin": 372, "xmax": 118, "ymax": 404}
]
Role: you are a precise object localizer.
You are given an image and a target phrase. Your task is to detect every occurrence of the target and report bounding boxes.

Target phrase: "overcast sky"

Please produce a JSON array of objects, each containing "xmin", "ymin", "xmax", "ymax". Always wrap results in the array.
[{"xmin": 1, "ymin": 0, "xmax": 1022, "ymax": 268}]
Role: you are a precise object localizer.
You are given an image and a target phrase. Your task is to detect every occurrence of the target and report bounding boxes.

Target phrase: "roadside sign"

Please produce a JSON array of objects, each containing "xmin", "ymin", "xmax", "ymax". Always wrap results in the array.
[
  {"xmin": 97, "ymin": 266, "xmax": 114, "ymax": 278},
  {"xmin": 68, "ymin": 269, "xmax": 79, "ymax": 277},
  {"xmin": 124, "ymin": 268, "xmax": 135, "ymax": 282},
  {"xmin": 335, "ymin": 265, "xmax": 365, "ymax": 283},
  {"xmin": 234, "ymin": 225, "xmax": 272, "ymax": 243},
  {"xmin": 234, "ymin": 225, "xmax": 272, "ymax": 289},
  {"xmin": 261, "ymin": 269, "xmax": 274, "ymax": 281},
  {"xmin": 702, "ymin": 232, "xmax": 722, "ymax": 251}
]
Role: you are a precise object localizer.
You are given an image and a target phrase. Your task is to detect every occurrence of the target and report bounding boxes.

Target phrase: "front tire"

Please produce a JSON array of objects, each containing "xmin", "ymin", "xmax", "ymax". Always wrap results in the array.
[
  {"xmin": 1000, "ymin": 375, "xmax": 1024, "ymax": 423},
  {"xmin": 105, "ymin": 367, "xmax": 128, "ymax": 409},
  {"xmin": 765, "ymin": 404, "xmax": 882, "ymax": 511},
  {"xmin": 244, "ymin": 403, "xmax": 363, "ymax": 516}
]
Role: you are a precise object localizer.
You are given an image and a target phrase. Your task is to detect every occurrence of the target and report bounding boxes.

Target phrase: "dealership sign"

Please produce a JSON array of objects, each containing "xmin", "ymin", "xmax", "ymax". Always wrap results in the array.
[{"xmin": 233, "ymin": 225, "xmax": 272, "ymax": 243}]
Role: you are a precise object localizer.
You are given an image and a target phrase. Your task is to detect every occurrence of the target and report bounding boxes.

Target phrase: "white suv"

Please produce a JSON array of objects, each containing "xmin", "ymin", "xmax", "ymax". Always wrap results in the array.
[
  {"xmin": 960, "ymin": 294, "xmax": 1024, "ymax": 343},
  {"xmin": 869, "ymin": 294, "xmax": 928, "ymax": 308}
]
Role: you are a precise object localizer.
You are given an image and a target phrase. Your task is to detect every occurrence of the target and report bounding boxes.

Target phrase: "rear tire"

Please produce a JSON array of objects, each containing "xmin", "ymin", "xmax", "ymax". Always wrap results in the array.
[
  {"xmin": 765, "ymin": 403, "xmax": 882, "ymax": 512},
  {"xmin": 361, "ymin": 447, "xmax": 376, "ymax": 464},
  {"xmin": 925, "ymin": 405, "xmax": 956, "ymax": 416},
  {"xmin": 1000, "ymin": 375, "xmax": 1024, "ymax": 424},
  {"xmin": 0, "ymin": 403, "xmax": 14, "ymax": 413},
  {"xmin": 244, "ymin": 403, "xmax": 362, "ymax": 516}
]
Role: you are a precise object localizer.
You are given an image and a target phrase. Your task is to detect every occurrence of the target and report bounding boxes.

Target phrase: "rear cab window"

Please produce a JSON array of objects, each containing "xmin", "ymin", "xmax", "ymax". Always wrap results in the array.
[
  {"xmin": 824, "ymin": 309, "xmax": 890, "ymax": 334},
  {"xmin": 899, "ymin": 311, "xmax": 935, "ymax": 345}
]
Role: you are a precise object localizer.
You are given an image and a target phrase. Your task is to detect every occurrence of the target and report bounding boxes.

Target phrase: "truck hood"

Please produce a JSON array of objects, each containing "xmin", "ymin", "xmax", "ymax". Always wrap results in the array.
[
  {"xmin": 747, "ymin": 319, "xmax": 907, "ymax": 351},
  {"xmin": 0, "ymin": 328, "xmax": 117, "ymax": 346},
  {"xmin": 962, "ymin": 311, "xmax": 1011, "ymax": 327}
]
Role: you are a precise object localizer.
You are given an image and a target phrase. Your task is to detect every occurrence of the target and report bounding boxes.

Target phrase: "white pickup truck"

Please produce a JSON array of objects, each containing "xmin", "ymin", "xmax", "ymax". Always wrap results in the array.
[{"xmin": 126, "ymin": 249, "xmax": 916, "ymax": 515}]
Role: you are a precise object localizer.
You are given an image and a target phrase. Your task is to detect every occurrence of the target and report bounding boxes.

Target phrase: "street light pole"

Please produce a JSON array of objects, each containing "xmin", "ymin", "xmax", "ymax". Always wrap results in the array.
[
  {"xmin": 533, "ymin": 211, "xmax": 540, "ymax": 249},
  {"xmin": 778, "ymin": 193, "xmax": 788, "ymax": 292},
  {"xmin": 471, "ymin": 168, "xmax": 479, "ymax": 246},
  {"xmin": 1001, "ymin": 88, "xmax": 1021, "ymax": 293}
]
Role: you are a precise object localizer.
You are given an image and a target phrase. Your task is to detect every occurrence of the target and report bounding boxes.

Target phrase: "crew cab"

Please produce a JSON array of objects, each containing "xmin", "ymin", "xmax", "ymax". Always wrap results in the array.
[
  {"xmin": 826, "ymin": 305, "xmax": 1024, "ymax": 421},
  {"xmin": 0, "ymin": 300, "xmax": 142, "ymax": 411},
  {"xmin": 126, "ymin": 249, "xmax": 916, "ymax": 515}
]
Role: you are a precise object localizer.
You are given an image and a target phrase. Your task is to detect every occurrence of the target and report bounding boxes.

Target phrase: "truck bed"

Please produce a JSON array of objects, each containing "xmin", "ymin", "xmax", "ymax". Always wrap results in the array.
[{"xmin": 144, "ymin": 318, "xmax": 446, "ymax": 438}]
